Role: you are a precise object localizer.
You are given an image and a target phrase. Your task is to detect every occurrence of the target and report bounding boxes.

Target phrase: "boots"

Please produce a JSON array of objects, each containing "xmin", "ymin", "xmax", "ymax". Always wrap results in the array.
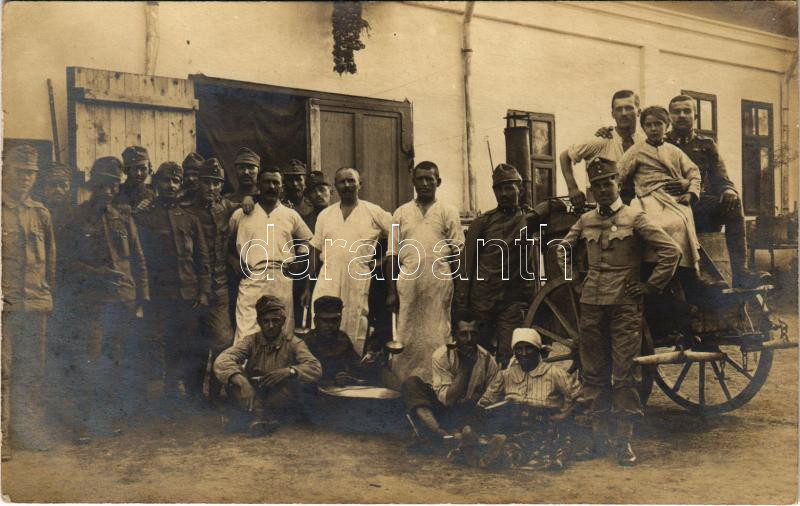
[
  {"xmin": 727, "ymin": 213, "xmax": 771, "ymax": 288},
  {"xmin": 616, "ymin": 419, "xmax": 637, "ymax": 466},
  {"xmin": 573, "ymin": 418, "xmax": 610, "ymax": 461}
]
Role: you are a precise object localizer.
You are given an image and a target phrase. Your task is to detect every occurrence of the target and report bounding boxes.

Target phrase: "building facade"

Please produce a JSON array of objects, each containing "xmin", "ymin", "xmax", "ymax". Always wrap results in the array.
[{"xmin": 4, "ymin": 1, "xmax": 798, "ymax": 217}]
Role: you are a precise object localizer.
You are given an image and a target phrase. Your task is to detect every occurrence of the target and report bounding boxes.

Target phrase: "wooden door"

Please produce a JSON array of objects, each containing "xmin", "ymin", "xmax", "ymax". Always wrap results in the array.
[
  {"xmin": 308, "ymin": 98, "xmax": 413, "ymax": 212},
  {"xmin": 67, "ymin": 67, "xmax": 197, "ymax": 202}
]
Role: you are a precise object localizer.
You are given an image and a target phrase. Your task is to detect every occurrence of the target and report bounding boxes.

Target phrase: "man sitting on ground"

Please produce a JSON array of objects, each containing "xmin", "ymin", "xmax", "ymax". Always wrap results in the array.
[
  {"xmin": 401, "ymin": 315, "xmax": 500, "ymax": 444},
  {"xmin": 213, "ymin": 295, "xmax": 322, "ymax": 435}
]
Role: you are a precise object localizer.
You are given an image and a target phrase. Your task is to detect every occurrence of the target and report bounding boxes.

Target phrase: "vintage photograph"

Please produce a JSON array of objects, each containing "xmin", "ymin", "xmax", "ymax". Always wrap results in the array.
[{"xmin": 1, "ymin": 1, "xmax": 798, "ymax": 503}]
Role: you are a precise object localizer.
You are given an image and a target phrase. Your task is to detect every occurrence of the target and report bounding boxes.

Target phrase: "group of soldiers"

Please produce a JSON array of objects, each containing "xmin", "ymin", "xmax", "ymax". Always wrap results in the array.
[{"xmin": 1, "ymin": 89, "xmax": 769, "ymax": 469}]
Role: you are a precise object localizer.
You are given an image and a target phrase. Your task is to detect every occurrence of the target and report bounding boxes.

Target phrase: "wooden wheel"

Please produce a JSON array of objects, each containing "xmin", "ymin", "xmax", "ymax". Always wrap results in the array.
[
  {"xmin": 653, "ymin": 294, "xmax": 774, "ymax": 415},
  {"xmin": 524, "ymin": 278, "xmax": 654, "ymax": 405}
]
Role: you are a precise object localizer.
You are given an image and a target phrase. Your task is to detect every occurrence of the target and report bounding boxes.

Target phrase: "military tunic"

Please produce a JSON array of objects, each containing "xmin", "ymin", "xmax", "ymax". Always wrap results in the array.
[
  {"xmin": 454, "ymin": 207, "xmax": 534, "ymax": 361},
  {"xmin": 135, "ymin": 199, "xmax": 211, "ymax": 399},
  {"xmin": 1, "ymin": 197, "xmax": 56, "ymax": 449},
  {"xmin": 666, "ymin": 130, "xmax": 750, "ymax": 273},
  {"xmin": 559, "ymin": 200, "xmax": 680, "ymax": 417}
]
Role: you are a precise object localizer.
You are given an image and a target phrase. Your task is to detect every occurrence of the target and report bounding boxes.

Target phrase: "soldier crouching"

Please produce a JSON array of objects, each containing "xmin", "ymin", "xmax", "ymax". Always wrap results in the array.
[{"xmin": 213, "ymin": 295, "xmax": 322, "ymax": 436}]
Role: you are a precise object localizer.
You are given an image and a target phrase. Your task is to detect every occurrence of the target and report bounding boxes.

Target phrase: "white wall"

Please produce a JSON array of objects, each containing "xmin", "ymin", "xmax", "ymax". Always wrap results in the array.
[{"xmin": 3, "ymin": 1, "xmax": 797, "ymax": 214}]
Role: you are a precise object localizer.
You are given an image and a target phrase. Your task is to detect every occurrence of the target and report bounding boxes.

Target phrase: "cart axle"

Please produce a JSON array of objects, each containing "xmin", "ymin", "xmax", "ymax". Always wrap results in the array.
[
  {"xmin": 759, "ymin": 340, "xmax": 798, "ymax": 350},
  {"xmin": 634, "ymin": 350, "xmax": 727, "ymax": 365}
]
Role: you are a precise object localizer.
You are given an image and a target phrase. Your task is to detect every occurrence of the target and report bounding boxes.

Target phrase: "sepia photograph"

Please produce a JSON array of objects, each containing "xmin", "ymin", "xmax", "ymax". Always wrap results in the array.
[{"xmin": 1, "ymin": 1, "xmax": 798, "ymax": 503}]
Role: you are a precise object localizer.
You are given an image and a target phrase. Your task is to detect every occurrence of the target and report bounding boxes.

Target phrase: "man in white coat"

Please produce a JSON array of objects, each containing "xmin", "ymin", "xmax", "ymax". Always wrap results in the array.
[
  {"xmin": 301, "ymin": 167, "xmax": 393, "ymax": 355},
  {"xmin": 386, "ymin": 161, "xmax": 464, "ymax": 383}
]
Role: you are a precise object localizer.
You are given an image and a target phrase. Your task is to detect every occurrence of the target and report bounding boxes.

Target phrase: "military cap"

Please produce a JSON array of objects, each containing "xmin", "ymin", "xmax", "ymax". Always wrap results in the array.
[
  {"xmin": 256, "ymin": 295, "xmax": 285, "ymax": 315},
  {"xmin": 90, "ymin": 156, "xmax": 124, "ymax": 183},
  {"xmin": 234, "ymin": 147, "xmax": 260, "ymax": 168},
  {"xmin": 282, "ymin": 159, "xmax": 308, "ymax": 177},
  {"xmin": 182, "ymin": 152, "xmax": 204, "ymax": 174},
  {"xmin": 314, "ymin": 296, "xmax": 343, "ymax": 318},
  {"xmin": 43, "ymin": 161, "xmax": 73, "ymax": 183},
  {"xmin": 587, "ymin": 157, "xmax": 618, "ymax": 183},
  {"xmin": 4, "ymin": 144, "xmax": 39, "ymax": 172},
  {"xmin": 121, "ymin": 146, "xmax": 149, "ymax": 166},
  {"xmin": 199, "ymin": 157, "xmax": 225, "ymax": 181},
  {"xmin": 492, "ymin": 163, "xmax": 522, "ymax": 187},
  {"xmin": 306, "ymin": 170, "xmax": 331, "ymax": 191},
  {"xmin": 153, "ymin": 161, "xmax": 183, "ymax": 181}
]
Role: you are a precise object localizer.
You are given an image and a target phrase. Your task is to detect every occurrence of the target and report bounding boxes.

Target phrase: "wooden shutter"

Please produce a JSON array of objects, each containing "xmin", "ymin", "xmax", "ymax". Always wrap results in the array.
[
  {"xmin": 67, "ymin": 67, "xmax": 197, "ymax": 201},
  {"xmin": 308, "ymin": 98, "xmax": 413, "ymax": 211}
]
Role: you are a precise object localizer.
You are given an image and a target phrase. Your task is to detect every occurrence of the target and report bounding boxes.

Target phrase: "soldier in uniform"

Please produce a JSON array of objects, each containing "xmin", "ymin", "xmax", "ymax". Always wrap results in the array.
[
  {"xmin": 224, "ymin": 147, "xmax": 261, "ymax": 206},
  {"xmin": 135, "ymin": 161, "xmax": 211, "ymax": 411},
  {"xmin": 180, "ymin": 152, "xmax": 204, "ymax": 205},
  {"xmin": 454, "ymin": 163, "xmax": 535, "ymax": 366},
  {"xmin": 1, "ymin": 144, "xmax": 57, "ymax": 456},
  {"xmin": 280, "ymin": 159, "xmax": 314, "ymax": 224},
  {"xmin": 559, "ymin": 157, "xmax": 681, "ymax": 466},
  {"xmin": 304, "ymin": 170, "xmax": 332, "ymax": 232},
  {"xmin": 666, "ymin": 95, "xmax": 769, "ymax": 288},
  {"xmin": 116, "ymin": 146, "xmax": 155, "ymax": 209},
  {"xmin": 185, "ymin": 157, "xmax": 236, "ymax": 405},
  {"xmin": 213, "ymin": 295, "xmax": 322, "ymax": 435},
  {"xmin": 64, "ymin": 156, "xmax": 149, "ymax": 436}
]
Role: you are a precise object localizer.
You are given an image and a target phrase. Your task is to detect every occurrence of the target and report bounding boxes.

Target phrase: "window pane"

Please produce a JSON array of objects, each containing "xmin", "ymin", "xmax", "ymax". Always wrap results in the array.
[
  {"xmin": 758, "ymin": 109, "xmax": 770, "ymax": 137},
  {"xmin": 531, "ymin": 121, "xmax": 551, "ymax": 156},
  {"xmin": 743, "ymin": 108, "xmax": 754, "ymax": 136},
  {"xmin": 700, "ymin": 100, "xmax": 713, "ymax": 131}
]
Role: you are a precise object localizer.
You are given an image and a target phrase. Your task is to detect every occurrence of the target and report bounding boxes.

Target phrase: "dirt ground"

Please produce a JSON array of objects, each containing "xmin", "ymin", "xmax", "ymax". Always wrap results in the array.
[{"xmin": 2, "ymin": 307, "xmax": 797, "ymax": 504}]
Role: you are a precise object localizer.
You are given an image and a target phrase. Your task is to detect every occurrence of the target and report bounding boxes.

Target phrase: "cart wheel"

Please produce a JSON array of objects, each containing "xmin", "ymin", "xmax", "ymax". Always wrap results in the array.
[
  {"xmin": 524, "ymin": 278, "xmax": 654, "ymax": 404},
  {"xmin": 653, "ymin": 296, "xmax": 774, "ymax": 415}
]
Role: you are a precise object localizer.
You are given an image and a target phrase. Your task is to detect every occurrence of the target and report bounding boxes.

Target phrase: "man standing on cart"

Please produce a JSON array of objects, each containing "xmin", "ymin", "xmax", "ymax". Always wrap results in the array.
[{"xmin": 559, "ymin": 157, "xmax": 681, "ymax": 466}]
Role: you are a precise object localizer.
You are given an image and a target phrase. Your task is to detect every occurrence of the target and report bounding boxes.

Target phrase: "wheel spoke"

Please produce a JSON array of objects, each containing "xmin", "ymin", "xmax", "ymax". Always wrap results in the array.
[
  {"xmin": 543, "ymin": 298, "xmax": 580, "ymax": 341},
  {"xmin": 724, "ymin": 356, "xmax": 754, "ymax": 381},
  {"xmin": 531, "ymin": 325, "xmax": 574, "ymax": 349},
  {"xmin": 671, "ymin": 361, "xmax": 692, "ymax": 393},
  {"xmin": 699, "ymin": 362, "xmax": 706, "ymax": 406},
  {"xmin": 710, "ymin": 361, "xmax": 732, "ymax": 401},
  {"xmin": 567, "ymin": 286, "xmax": 580, "ymax": 328}
]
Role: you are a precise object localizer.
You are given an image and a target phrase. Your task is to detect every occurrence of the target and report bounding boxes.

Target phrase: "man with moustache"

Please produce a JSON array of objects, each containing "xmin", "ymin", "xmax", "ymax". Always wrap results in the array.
[
  {"xmin": 386, "ymin": 161, "xmax": 464, "ymax": 383},
  {"xmin": 454, "ymin": 163, "xmax": 535, "ymax": 367},
  {"xmin": 304, "ymin": 170, "xmax": 332, "ymax": 232},
  {"xmin": 301, "ymin": 167, "xmax": 394, "ymax": 355},
  {"xmin": 560, "ymin": 90, "xmax": 645, "ymax": 207},
  {"xmin": 1, "ymin": 145, "xmax": 57, "ymax": 457},
  {"xmin": 135, "ymin": 162, "xmax": 211, "ymax": 410},
  {"xmin": 65, "ymin": 156, "xmax": 149, "ymax": 436},
  {"xmin": 558, "ymin": 157, "xmax": 680, "ymax": 466},
  {"xmin": 115, "ymin": 146, "xmax": 155, "ymax": 209},
  {"xmin": 280, "ymin": 159, "xmax": 315, "ymax": 224},
  {"xmin": 665, "ymin": 95, "xmax": 769, "ymax": 288},
  {"xmin": 229, "ymin": 166, "xmax": 313, "ymax": 343},
  {"xmin": 402, "ymin": 315, "xmax": 500, "ymax": 441},
  {"xmin": 225, "ymin": 147, "xmax": 261, "ymax": 206},
  {"xmin": 214, "ymin": 295, "xmax": 321, "ymax": 435}
]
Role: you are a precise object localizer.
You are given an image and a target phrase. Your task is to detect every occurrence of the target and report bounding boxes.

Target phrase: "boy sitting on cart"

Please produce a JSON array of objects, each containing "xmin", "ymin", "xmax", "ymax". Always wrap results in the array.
[{"xmin": 474, "ymin": 328, "xmax": 581, "ymax": 471}]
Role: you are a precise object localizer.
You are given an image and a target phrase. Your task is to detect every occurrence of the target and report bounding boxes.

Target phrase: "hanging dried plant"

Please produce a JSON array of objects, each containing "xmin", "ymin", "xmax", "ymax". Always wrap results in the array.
[{"xmin": 332, "ymin": 2, "xmax": 370, "ymax": 75}]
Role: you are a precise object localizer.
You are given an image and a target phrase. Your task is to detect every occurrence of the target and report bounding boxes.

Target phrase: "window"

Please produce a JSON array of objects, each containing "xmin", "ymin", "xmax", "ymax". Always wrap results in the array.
[
  {"xmin": 506, "ymin": 110, "xmax": 557, "ymax": 204},
  {"xmin": 681, "ymin": 90, "xmax": 717, "ymax": 141},
  {"xmin": 741, "ymin": 100, "xmax": 774, "ymax": 215}
]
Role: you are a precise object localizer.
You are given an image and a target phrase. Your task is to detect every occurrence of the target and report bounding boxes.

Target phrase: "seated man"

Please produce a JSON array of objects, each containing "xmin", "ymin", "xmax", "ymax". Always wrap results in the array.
[
  {"xmin": 213, "ymin": 295, "xmax": 322, "ymax": 435},
  {"xmin": 401, "ymin": 315, "xmax": 500, "ymax": 443},
  {"xmin": 478, "ymin": 328, "xmax": 580, "ymax": 470},
  {"xmin": 303, "ymin": 295, "xmax": 397, "ymax": 387}
]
